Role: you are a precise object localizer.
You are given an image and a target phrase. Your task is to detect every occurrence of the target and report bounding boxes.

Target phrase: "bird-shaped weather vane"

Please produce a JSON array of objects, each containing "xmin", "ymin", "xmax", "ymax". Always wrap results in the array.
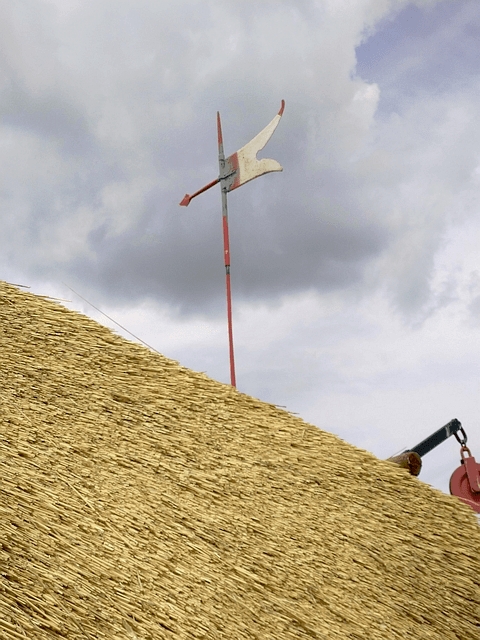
[{"xmin": 180, "ymin": 100, "xmax": 285, "ymax": 387}]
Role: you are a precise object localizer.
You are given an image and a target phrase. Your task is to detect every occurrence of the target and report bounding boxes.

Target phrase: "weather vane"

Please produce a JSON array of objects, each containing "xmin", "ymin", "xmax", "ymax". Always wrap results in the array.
[{"xmin": 180, "ymin": 100, "xmax": 285, "ymax": 387}]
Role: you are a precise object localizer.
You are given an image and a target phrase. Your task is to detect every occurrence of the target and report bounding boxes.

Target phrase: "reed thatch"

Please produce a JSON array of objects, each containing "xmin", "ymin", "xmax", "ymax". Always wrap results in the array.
[{"xmin": 0, "ymin": 280, "xmax": 478, "ymax": 639}]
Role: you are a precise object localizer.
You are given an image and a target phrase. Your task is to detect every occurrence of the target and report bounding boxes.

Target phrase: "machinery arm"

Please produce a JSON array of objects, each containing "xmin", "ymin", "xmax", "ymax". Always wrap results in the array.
[
  {"xmin": 389, "ymin": 418, "xmax": 480, "ymax": 513},
  {"xmin": 409, "ymin": 418, "xmax": 465, "ymax": 457},
  {"xmin": 388, "ymin": 419, "xmax": 467, "ymax": 477}
]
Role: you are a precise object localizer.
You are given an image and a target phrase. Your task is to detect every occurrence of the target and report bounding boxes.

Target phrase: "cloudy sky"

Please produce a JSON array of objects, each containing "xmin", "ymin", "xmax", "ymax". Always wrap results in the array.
[{"xmin": 1, "ymin": 0, "xmax": 480, "ymax": 496}]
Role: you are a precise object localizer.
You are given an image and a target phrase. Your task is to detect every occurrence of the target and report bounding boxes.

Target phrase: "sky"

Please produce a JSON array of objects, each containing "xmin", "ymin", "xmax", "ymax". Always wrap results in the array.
[{"xmin": 1, "ymin": 0, "xmax": 480, "ymax": 498}]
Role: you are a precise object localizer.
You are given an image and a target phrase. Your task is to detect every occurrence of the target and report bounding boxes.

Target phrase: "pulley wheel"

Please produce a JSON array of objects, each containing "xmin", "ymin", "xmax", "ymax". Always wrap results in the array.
[{"xmin": 450, "ymin": 462, "xmax": 480, "ymax": 514}]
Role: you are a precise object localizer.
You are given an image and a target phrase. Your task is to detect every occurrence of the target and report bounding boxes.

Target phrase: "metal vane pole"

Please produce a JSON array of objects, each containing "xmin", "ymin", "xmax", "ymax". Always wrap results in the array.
[
  {"xmin": 217, "ymin": 112, "xmax": 236, "ymax": 387},
  {"xmin": 179, "ymin": 101, "xmax": 285, "ymax": 388}
]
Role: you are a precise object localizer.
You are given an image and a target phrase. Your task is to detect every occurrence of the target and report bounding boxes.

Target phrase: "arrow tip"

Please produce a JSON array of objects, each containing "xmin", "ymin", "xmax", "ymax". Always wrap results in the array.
[{"xmin": 179, "ymin": 194, "xmax": 191, "ymax": 206}]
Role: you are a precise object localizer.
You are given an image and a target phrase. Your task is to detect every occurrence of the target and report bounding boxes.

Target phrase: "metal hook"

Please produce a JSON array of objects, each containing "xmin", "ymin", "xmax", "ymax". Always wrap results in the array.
[{"xmin": 454, "ymin": 425, "xmax": 468, "ymax": 446}]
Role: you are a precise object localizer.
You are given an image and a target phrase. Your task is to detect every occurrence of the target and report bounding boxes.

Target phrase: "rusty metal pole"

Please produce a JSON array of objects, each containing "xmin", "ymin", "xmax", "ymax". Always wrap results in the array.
[{"xmin": 217, "ymin": 112, "xmax": 236, "ymax": 388}]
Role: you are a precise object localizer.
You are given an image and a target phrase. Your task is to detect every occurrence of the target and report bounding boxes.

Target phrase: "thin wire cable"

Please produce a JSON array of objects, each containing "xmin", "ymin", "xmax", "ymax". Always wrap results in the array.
[{"xmin": 62, "ymin": 283, "xmax": 161, "ymax": 355}]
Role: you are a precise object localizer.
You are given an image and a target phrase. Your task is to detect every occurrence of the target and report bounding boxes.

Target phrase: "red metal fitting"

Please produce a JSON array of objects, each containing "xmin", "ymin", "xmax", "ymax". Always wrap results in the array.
[{"xmin": 449, "ymin": 446, "xmax": 480, "ymax": 513}]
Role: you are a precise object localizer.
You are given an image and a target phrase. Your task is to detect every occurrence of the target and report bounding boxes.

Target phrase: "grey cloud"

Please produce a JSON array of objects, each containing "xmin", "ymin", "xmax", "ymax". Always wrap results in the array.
[
  {"xmin": 0, "ymin": 0, "xmax": 478, "ymax": 321},
  {"xmin": 0, "ymin": 82, "xmax": 95, "ymax": 156},
  {"xmin": 469, "ymin": 295, "xmax": 480, "ymax": 320},
  {"xmin": 76, "ymin": 198, "xmax": 386, "ymax": 313},
  {"xmin": 65, "ymin": 125, "xmax": 389, "ymax": 313}
]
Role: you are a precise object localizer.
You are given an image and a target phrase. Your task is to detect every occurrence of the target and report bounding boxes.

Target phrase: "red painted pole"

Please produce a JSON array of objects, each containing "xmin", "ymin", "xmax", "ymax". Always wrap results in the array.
[
  {"xmin": 217, "ymin": 112, "xmax": 237, "ymax": 387},
  {"xmin": 180, "ymin": 103, "xmax": 285, "ymax": 387},
  {"xmin": 222, "ymin": 215, "xmax": 236, "ymax": 387}
]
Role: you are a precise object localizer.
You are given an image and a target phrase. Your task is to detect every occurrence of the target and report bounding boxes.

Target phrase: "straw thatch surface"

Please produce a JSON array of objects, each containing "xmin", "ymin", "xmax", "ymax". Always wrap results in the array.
[{"xmin": 0, "ymin": 281, "xmax": 478, "ymax": 640}]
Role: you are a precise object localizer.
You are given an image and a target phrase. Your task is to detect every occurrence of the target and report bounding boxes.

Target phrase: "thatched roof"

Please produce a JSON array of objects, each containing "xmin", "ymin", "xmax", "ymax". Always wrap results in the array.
[{"xmin": 0, "ymin": 280, "xmax": 478, "ymax": 639}]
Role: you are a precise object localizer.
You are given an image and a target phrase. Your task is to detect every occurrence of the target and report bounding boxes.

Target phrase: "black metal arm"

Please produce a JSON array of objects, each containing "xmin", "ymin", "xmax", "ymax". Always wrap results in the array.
[{"xmin": 409, "ymin": 418, "xmax": 466, "ymax": 458}]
